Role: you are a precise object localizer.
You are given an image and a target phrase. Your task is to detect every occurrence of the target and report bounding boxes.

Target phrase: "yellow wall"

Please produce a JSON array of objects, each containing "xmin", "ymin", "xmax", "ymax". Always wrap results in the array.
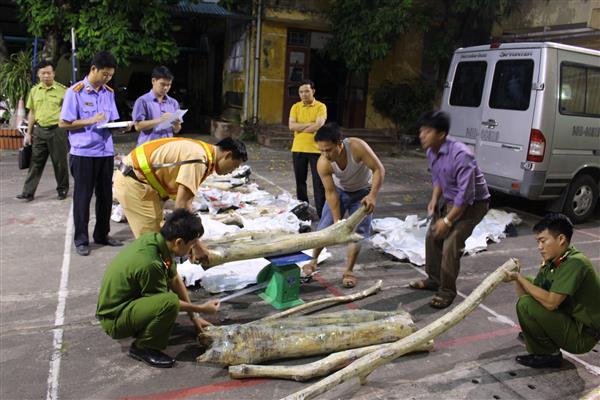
[
  {"xmin": 365, "ymin": 31, "xmax": 424, "ymax": 129},
  {"xmin": 258, "ymin": 22, "xmax": 287, "ymax": 124},
  {"xmin": 238, "ymin": 8, "xmax": 426, "ymax": 128}
]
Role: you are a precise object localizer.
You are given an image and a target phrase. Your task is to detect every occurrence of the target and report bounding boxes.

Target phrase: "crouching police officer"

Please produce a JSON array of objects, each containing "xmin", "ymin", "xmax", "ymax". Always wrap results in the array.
[
  {"xmin": 96, "ymin": 209, "xmax": 219, "ymax": 368},
  {"xmin": 503, "ymin": 213, "xmax": 600, "ymax": 368}
]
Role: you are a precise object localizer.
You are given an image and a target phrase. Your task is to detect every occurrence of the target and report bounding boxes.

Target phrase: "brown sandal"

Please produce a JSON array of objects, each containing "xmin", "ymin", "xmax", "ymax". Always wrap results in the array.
[
  {"xmin": 408, "ymin": 279, "xmax": 439, "ymax": 291},
  {"xmin": 342, "ymin": 272, "xmax": 357, "ymax": 288},
  {"xmin": 429, "ymin": 294, "xmax": 454, "ymax": 309}
]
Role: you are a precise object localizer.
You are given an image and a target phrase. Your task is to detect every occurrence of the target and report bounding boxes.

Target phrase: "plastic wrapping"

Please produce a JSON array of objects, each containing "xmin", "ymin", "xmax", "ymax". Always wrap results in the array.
[
  {"xmin": 370, "ymin": 209, "xmax": 522, "ymax": 265},
  {"xmin": 197, "ymin": 309, "xmax": 416, "ymax": 365}
]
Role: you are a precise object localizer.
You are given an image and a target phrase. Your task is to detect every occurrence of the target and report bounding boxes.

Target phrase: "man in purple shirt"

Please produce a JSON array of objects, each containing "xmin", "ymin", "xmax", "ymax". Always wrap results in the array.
[
  {"xmin": 409, "ymin": 111, "xmax": 490, "ymax": 309},
  {"xmin": 59, "ymin": 51, "xmax": 127, "ymax": 256},
  {"xmin": 132, "ymin": 66, "xmax": 182, "ymax": 145}
]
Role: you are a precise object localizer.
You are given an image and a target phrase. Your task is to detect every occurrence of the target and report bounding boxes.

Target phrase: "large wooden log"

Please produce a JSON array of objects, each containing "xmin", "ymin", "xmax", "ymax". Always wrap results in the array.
[
  {"xmin": 258, "ymin": 279, "xmax": 383, "ymax": 322},
  {"xmin": 228, "ymin": 340, "xmax": 434, "ymax": 381},
  {"xmin": 281, "ymin": 258, "xmax": 520, "ymax": 400},
  {"xmin": 197, "ymin": 309, "xmax": 416, "ymax": 366},
  {"xmin": 204, "ymin": 205, "xmax": 368, "ymax": 267}
]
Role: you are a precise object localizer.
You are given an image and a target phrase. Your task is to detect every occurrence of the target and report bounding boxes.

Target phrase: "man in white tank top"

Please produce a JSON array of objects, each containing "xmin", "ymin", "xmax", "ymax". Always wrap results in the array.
[{"xmin": 303, "ymin": 123, "xmax": 385, "ymax": 288}]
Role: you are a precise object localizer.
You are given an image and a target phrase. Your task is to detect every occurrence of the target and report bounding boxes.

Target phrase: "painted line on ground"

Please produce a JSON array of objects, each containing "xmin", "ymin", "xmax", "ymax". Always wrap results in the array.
[
  {"xmin": 575, "ymin": 228, "xmax": 600, "ymax": 240},
  {"xmin": 435, "ymin": 326, "xmax": 521, "ymax": 349},
  {"xmin": 118, "ymin": 379, "xmax": 268, "ymax": 400},
  {"xmin": 313, "ymin": 274, "xmax": 359, "ymax": 309},
  {"xmin": 481, "ymin": 239, "xmax": 599, "ymax": 257},
  {"xmin": 46, "ymin": 205, "xmax": 73, "ymax": 400}
]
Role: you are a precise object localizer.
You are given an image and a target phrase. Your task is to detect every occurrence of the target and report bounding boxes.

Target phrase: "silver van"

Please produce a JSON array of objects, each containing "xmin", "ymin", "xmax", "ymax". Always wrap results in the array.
[{"xmin": 441, "ymin": 42, "xmax": 600, "ymax": 223}]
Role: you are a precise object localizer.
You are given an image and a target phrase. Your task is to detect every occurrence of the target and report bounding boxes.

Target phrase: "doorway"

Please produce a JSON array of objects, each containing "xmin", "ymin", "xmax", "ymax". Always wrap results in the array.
[{"xmin": 282, "ymin": 29, "xmax": 366, "ymax": 128}]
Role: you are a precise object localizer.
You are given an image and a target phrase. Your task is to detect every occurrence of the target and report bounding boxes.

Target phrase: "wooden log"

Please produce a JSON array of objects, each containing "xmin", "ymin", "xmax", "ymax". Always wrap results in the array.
[
  {"xmin": 229, "ymin": 340, "xmax": 434, "ymax": 381},
  {"xmin": 257, "ymin": 279, "xmax": 383, "ymax": 322},
  {"xmin": 204, "ymin": 205, "xmax": 368, "ymax": 267},
  {"xmin": 281, "ymin": 258, "xmax": 520, "ymax": 400},
  {"xmin": 197, "ymin": 310, "xmax": 416, "ymax": 366}
]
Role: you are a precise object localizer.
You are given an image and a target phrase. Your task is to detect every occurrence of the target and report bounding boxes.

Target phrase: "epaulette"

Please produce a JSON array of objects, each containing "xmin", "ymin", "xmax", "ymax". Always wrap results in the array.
[
  {"xmin": 71, "ymin": 81, "xmax": 85, "ymax": 93},
  {"xmin": 104, "ymin": 84, "xmax": 114, "ymax": 93},
  {"xmin": 55, "ymin": 82, "xmax": 67, "ymax": 89}
]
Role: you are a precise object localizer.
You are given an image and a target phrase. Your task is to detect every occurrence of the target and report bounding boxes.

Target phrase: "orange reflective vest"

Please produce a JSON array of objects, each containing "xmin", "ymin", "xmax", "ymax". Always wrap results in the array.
[{"xmin": 130, "ymin": 137, "xmax": 215, "ymax": 200}]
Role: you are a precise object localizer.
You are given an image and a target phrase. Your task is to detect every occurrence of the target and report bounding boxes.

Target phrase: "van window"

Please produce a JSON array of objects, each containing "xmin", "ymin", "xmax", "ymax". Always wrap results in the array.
[
  {"xmin": 560, "ymin": 63, "xmax": 600, "ymax": 117},
  {"xmin": 449, "ymin": 61, "xmax": 487, "ymax": 107},
  {"xmin": 489, "ymin": 60, "xmax": 534, "ymax": 111}
]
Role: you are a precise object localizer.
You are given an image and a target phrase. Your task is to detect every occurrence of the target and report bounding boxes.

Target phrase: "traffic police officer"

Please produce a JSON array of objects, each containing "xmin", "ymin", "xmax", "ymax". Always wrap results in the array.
[
  {"xmin": 96, "ymin": 208, "xmax": 219, "ymax": 368},
  {"xmin": 114, "ymin": 136, "xmax": 247, "ymax": 240},
  {"xmin": 59, "ymin": 51, "xmax": 128, "ymax": 256},
  {"xmin": 16, "ymin": 60, "xmax": 69, "ymax": 201}
]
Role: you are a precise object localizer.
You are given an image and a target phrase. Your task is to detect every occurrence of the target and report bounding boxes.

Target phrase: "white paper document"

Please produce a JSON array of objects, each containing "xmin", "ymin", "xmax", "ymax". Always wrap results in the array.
[
  {"xmin": 97, "ymin": 121, "xmax": 132, "ymax": 129},
  {"xmin": 155, "ymin": 109, "xmax": 188, "ymax": 131}
]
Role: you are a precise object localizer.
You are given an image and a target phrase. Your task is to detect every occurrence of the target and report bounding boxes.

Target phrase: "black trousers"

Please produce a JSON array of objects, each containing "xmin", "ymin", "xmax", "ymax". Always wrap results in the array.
[
  {"xmin": 69, "ymin": 155, "xmax": 113, "ymax": 246},
  {"xmin": 292, "ymin": 152, "xmax": 325, "ymax": 217}
]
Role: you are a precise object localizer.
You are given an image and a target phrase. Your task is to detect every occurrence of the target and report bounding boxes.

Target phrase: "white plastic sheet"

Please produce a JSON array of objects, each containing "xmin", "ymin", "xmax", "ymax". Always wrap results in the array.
[{"xmin": 370, "ymin": 209, "xmax": 521, "ymax": 266}]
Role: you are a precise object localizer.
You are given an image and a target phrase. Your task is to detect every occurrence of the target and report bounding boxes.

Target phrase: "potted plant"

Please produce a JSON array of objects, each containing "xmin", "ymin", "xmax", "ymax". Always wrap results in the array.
[
  {"xmin": 0, "ymin": 49, "xmax": 33, "ymax": 124},
  {"xmin": 0, "ymin": 49, "xmax": 32, "ymax": 149}
]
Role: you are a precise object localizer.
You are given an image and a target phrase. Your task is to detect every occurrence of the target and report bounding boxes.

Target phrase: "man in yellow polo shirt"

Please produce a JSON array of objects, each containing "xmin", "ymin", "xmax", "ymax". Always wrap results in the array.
[
  {"xmin": 288, "ymin": 79, "xmax": 326, "ymax": 217},
  {"xmin": 16, "ymin": 61, "xmax": 69, "ymax": 202}
]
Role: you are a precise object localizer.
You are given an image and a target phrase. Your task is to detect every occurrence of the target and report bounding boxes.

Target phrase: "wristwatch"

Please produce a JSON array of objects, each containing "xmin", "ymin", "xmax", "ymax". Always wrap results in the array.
[{"xmin": 443, "ymin": 216, "xmax": 453, "ymax": 228}]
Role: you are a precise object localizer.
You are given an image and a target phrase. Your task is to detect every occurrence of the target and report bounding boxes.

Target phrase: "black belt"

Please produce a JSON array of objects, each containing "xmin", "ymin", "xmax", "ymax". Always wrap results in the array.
[
  {"xmin": 35, "ymin": 124, "xmax": 58, "ymax": 130},
  {"xmin": 119, "ymin": 164, "xmax": 145, "ymax": 184}
]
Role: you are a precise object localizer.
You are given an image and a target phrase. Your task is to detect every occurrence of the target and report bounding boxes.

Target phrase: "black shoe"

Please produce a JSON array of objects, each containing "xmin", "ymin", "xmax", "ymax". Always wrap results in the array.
[
  {"xmin": 94, "ymin": 237, "xmax": 123, "ymax": 247},
  {"xmin": 128, "ymin": 345, "xmax": 175, "ymax": 368},
  {"xmin": 57, "ymin": 192, "xmax": 67, "ymax": 200},
  {"xmin": 76, "ymin": 245, "xmax": 90, "ymax": 256},
  {"xmin": 515, "ymin": 353, "xmax": 562, "ymax": 368},
  {"xmin": 16, "ymin": 193, "xmax": 34, "ymax": 202}
]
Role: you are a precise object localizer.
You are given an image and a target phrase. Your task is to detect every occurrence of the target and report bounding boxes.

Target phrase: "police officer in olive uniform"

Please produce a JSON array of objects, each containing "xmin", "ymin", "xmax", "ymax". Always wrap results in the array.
[
  {"xmin": 16, "ymin": 61, "xmax": 69, "ymax": 201},
  {"xmin": 96, "ymin": 209, "xmax": 219, "ymax": 368},
  {"xmin": 503, "ymin": 213, "xmax": 600, "ymax": 368}
]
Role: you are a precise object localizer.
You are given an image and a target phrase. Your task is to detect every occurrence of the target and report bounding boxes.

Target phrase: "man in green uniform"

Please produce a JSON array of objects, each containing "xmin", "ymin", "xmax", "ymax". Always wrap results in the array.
[
  {"xmin": 503, "ymin": 213, "xmax": 600, "ymax": 368},
  {"xmin": 96, "ymin": 208, "xmax": 219, "ymax": 368},
  {"xmin": 16, "ymin": 60, "xmax": 69, "ymax": 202}
]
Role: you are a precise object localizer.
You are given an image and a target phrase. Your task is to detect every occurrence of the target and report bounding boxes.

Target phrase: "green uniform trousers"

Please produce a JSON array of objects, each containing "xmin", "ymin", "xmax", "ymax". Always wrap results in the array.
[
  {"xmin": 22, "ymin": 125, "xmax": 69, "ymax": 196},
  {"xmin": 517, "ymin": 295, "xmax": 599, "ymax": 355},
  {"xmin": 100, "ymin": 292, "xmax": 180, "ymax": 350}
]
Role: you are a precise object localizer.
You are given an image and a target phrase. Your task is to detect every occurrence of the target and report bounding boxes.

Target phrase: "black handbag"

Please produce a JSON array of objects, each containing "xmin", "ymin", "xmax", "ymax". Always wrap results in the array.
[{"xmin": 18, "ymin": 144, "xmax": 32, "ymax": 170}]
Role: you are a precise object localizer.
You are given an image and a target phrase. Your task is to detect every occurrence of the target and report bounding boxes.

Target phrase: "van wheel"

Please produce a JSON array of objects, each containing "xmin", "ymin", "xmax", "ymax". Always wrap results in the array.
[{"xmin": 563, "ymin": 174, "xmax": 598, "ymax": 223}]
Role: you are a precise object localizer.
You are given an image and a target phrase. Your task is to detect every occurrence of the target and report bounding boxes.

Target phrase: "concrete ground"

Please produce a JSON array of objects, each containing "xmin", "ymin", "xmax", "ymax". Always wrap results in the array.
[{"xmin": 1, "ymin": 134, "xmax": 599, "ymax": 400}]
